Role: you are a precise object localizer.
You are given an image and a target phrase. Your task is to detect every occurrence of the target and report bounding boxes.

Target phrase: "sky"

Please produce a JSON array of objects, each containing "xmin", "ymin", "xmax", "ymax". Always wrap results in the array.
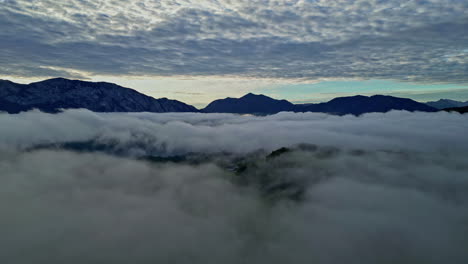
[{"xmin": 1, "ymin": 0, "xmax": 468, "ymax": 106}]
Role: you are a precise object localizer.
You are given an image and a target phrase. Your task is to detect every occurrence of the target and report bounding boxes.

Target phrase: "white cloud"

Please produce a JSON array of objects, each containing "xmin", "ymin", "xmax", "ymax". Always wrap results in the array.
[
  {"xmin": 0, "ymin": 110, "xmax": 467, "ymax": 263},
  {"xmin": 1, "ymin": 110, "xmax": 467, "ymax": 154}
]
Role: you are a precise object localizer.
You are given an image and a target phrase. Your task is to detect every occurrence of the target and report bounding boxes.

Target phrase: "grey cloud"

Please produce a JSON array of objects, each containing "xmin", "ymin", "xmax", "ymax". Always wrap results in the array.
[
  {"xmin": 0, "ymin": 0, "xmax": 467, "ymax": 82},
  {"xmin": 1, "ymin": 110, "xmax": 468, "ymax": 156},
  {"xmin": 0, "ymin": 111, "xmax": 467, "ymax": 263}
]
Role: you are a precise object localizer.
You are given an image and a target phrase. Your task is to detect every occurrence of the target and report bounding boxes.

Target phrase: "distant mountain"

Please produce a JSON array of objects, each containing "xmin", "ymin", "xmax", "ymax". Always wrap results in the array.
[
  {"xmin": 443, "ymin": 106, "xmax": 468, "ymax": 114},
  {"xmin": 202, "ymin": 93, "xmax": 294, "ymax": 114},
  {"xmin": 425, "ymin": 99, "xmax": 468, "ymax": 109},
  {"xmin": 202, "ymin": 94, "xmax": 436, "ymax": 115},
  {"xmin": 0, "ymin": 79, "xmax": 442, "ymax": 115},
  {"xmin": 294, "ymin": 95, "xmax": 437, "ymax": 115},
  {"xmin": 0, "ymin": 78, "xmax": 197, "ymax": 113}
]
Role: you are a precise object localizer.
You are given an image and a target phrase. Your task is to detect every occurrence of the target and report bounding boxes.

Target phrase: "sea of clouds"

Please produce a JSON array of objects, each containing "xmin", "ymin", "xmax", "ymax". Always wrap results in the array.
[{"xmin": 0, "ymin": 110, "xmax": 467, "ymax": 263}]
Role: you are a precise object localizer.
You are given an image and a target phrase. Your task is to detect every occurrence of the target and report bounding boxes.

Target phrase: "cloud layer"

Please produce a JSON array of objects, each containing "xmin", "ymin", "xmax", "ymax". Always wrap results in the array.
[
  {"xmin": 1, "ymin": 0, "xmax": 467, "ymax": 82},
  {"xmin": 1, "ymin": 110, "xmax": 468, "ymax": 154},
  {"xmin": 0, "ymin": 110, "xmax": 468, "ymax": 263}
]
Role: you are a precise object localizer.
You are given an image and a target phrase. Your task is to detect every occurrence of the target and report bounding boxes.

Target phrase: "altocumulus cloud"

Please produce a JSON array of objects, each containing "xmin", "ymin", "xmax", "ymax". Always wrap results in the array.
[
  {"xmin": 0, "ymin": 0, "xmax": 467, "ymax": 82},
  {"xmin": 0, "ymin": 110, "xmax": 468, "ymax": 263}
]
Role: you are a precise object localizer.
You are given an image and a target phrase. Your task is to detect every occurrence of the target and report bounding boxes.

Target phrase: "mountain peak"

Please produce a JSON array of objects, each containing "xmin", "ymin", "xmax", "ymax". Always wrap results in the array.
[
  {"xmin": 425, "ymin": 98, "xmax": 468, "ymax": 109},
  {"xmin": 241, "ymin": 93, "xmax": 268, "ymax": 99},
  {"xmin": 34, "ymin": 77, "xmax": 71, "ymax": 84},
  {"xmin": 0, "ymin": 78, "xmax": 198, "ymax": 114},
  {"xmin": 203, "ymin": 93, "xmax": 294, "ymax": 114},
  {"xmin": 47, "ymin": 77, "xmax": 69, "ymax": 81}
]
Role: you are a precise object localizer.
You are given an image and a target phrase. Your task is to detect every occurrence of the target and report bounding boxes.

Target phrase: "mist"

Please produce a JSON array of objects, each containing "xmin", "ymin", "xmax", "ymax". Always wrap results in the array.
[
  {"xmin": 1, "ymin": 110, "xmax": 468, "ymax": 155},
  {"xmin": 1, "ymin": 110, "xmax": 467, "ymax": 263}
]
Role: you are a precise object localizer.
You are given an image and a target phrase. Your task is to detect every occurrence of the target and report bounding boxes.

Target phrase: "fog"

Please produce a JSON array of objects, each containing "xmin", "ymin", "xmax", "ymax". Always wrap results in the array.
[
  {"xmin": 1, "ymin": 110, "xmax": 468, "ymax": 155},
  {"xmin": 0, "ymin": 110, "xmax": 467, "ymax": 263}
]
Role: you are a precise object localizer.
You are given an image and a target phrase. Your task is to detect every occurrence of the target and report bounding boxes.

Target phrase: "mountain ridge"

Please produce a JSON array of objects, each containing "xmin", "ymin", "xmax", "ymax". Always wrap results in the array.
[
  {"xmin": 202, "ymin": 93, "xmax": 294, "ymax": 114},
  {"xmin": 425, "ymin": 99, "xmax": 468, "ymax": 109},
  {"xmin": 202, "ymin": 93, "xmax": 437, "ymax": 115},
  {"xmin": 294, "ymin": 94, "xmax": 437, "ymax": 115},
  {"xmin": 0, "ymin": 78, "xmax": 197, "ymax": 113},
  {"xmin": 0, "ymin": 78, "xmax": 445, "ymax": 115}
]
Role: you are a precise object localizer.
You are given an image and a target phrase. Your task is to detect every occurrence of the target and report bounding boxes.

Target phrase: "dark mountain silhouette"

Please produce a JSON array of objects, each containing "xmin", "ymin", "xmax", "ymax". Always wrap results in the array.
[
  {"xmin": 425, "ymin": 99, "xmax": 468, "ymax": 109},
  {"xmin": 203, "ymin": 94, "xmax": 437, "ymax": 115},
  {"xmin": 202, "ymin": 93, "xmax": 294, "ymax": 114},
  {"xmin": 443, "ymin": 106, "xmax": 468, "ymax": 114},
  {"xmin": 294, "ymin": 95, "xmax": 437, "ymax": 115},
  {"xmin": 0, "ymin": 78, "xmax": 197, "ymax": 113},
  {"xmin": 1, "ymin": 78, "xmax": 440, "ymax": 115}
]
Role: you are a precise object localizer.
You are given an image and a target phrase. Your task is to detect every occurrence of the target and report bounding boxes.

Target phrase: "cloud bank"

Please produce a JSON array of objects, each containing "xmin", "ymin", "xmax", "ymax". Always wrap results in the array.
[
  {"xmin": 0, "ymin": 110, "xmax": 468, "ymax": 263},
  {"xmin": 1, "ymin": 0, "xmax": 467, "ymax": 83},
  {"xmin": 1, "ymin": 110, "xmax": 468, "ymax": 154}
]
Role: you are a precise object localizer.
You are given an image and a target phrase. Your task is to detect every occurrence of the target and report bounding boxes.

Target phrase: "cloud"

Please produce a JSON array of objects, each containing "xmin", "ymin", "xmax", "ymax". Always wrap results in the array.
[
  {"xmin": 0, "ymin": 110, "xmax": 468, "ymax": 263},
  {"xmin": 1, "ymin": 110, "xmax": 468, "ymax": 155},
  {"xmin": 0, "ymin": 0, "xmax": 467, "ymax": 82}
]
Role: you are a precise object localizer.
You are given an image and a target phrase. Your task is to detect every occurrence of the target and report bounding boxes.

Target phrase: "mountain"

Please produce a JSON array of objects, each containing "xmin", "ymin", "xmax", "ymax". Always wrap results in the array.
[
  {"xmin": 0, "ymin": 78, "xmax": 197, "ymax": 113},
  {"xmin": 202, "ymin": 93, "xmax": 294, "ymax": 114},
  {"xmin": 202, "ymin": 94, "xmax": 436, "ymax": 115},
  {"xmin": 0, "ymin": 79, "xmax": 441, "ymax": 115},
  {"xmin": 425, "ymin": 99, "xmax": 468, "ymax": 109},
  {"xmin": 443, "ymin": 106, "xmax": 468, "ymax": 114},
  {"xmin": 294, "ymin": 95, "xmax": 437, "ymax": 115}
]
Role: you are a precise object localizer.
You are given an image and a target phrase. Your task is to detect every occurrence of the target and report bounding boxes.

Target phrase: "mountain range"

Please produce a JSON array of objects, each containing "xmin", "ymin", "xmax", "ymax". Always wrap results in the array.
[
  {"xmin": 425, "ymin": 99, "xmax": 468, "ymax": 109},
  {"xmin": 0, "ymin": 78, "xmax": 197, "ymax": 113},
  {"xmin": 0, "ymin": 77, "xmax": 459, "ymax": 115},
  {"xmin": 202, "ymin": 93, "xmax": 436, "ymax": 115}
]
